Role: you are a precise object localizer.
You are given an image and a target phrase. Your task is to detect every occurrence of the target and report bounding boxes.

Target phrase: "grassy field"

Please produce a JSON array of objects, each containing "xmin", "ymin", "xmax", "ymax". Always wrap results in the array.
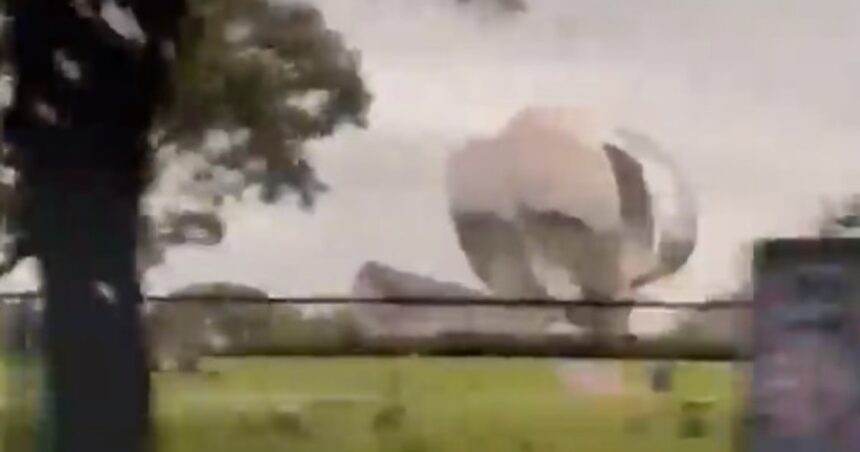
[{"xmin": 3, "ymin": 357, "xmax": 742, "ymax": 452}]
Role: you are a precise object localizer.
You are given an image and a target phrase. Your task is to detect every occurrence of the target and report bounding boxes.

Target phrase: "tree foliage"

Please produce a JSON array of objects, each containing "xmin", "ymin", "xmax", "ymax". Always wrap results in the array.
[
  {"xmin": 148, "ymin": 280, "xmax": 363, "ymax": 358},
  {"xmin": 161, "ymin": 0, "xmax": 370, "ymax": 203},
  {"xmin": 0, "ymin": 0, "xmax": 372, "ymax": 274},
  {"xmin": 818, "ymin": 194, "xmax": 860, "ymax": 238},
  {"xmin": 146, "ymin": 281, "xmax": 271, "ymax": 369}
]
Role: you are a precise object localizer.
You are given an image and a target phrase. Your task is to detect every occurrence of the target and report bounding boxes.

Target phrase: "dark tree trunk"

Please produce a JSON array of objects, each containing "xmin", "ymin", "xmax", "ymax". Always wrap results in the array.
[
  {"xmin": 25, "ymin": 175, "xmax": 151, "ymax": 452},
  {"xmin": 2, "ymin": 1, "xmax": 187, "ymax": 450}
]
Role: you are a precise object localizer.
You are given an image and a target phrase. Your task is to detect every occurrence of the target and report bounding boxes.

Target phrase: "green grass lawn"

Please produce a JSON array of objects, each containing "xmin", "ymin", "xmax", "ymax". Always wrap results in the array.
[{"xmin": 2, "ymin": 357, "xmax": 742, "ymax": 452}]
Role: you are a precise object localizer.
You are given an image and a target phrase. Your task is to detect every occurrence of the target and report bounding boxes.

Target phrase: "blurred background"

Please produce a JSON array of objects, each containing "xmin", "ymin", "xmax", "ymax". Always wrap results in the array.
[{"xmin": 3, "ymin": 0, "xmax": 860, "ymax": 450}]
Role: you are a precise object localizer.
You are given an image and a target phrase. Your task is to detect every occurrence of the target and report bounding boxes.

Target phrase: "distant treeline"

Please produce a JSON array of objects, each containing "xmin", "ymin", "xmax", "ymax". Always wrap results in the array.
[{"xmin": 0, "ymin": 294, "xmax": 750, "ymax": 365}]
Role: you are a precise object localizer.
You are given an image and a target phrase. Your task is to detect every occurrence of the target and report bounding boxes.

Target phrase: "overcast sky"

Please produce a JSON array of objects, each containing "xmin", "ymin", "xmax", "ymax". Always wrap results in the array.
[{"xmin": 5, "ymin": 0, "xmax": 860, "ymax": 312}]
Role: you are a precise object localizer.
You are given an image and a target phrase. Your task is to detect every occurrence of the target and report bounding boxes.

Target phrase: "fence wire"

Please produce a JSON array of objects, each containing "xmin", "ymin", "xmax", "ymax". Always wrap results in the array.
[{"xmin": 0, "ymin": 292, "xmax": 751, "ymax": 361}]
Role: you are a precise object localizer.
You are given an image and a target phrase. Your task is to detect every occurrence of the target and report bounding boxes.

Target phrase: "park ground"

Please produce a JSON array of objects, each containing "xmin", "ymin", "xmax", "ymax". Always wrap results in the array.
[{"xmin": 2, "ymin": 357, "xmax": 742, "ymax": 452}]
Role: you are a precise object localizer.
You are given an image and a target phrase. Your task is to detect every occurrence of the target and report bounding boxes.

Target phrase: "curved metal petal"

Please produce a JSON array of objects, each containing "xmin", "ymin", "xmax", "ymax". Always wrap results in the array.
[
  {"xmin": 447, "ymin": 136, "xmax": 550, "ymax": 298},
  {"xmin": 450, "ymin": 210, "xmax": 549, "ymax": 298},
  {"xmin": 603, "ymin": 143, "xmax": 654, "ymax": 250},
  {"xmin": 517, "ymin": 208, "xmax": 623, "ymax": 298},
  {"xmin": 353, "ymin": 260, "xmax": 486, "ymax": 298},
  {"xmin": 610, "ymin": 129, "xmax": 698, "ymax": 288},
  {"xmin": 447, "ymin": 109, "xmax": 698, "ymax": 309}
]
